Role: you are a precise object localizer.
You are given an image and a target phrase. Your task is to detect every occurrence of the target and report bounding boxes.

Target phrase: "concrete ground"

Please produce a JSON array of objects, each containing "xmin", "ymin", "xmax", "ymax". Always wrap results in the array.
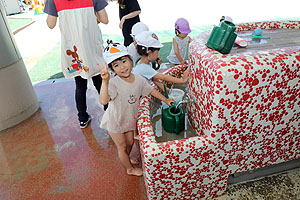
[{"xmin": 1, "ymin": 1, "xmax": 300, "ymax": 199}]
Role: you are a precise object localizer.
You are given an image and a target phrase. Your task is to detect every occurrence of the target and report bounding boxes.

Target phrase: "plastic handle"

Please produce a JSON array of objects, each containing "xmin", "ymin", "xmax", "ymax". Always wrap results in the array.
[
  {"xmin": 251, "ymin": 35, "xmax": 271, "ymax": 39},
  {"xmin": 164, "ymin": 84, "xmax": 169, "ymax": 99},
  {"xmin": 175, "ymin": 115, "xmax": 180, "ymax": 133},
  {"xmin": 152, "ymin": 59, "xmax": 160, "ymax": 70}
]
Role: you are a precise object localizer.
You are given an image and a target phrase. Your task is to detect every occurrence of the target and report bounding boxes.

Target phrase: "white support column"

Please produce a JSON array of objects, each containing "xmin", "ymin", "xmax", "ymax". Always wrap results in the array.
[{"xmin": 0, "ymin": 3, "xmax": 39, "ymax": 131}]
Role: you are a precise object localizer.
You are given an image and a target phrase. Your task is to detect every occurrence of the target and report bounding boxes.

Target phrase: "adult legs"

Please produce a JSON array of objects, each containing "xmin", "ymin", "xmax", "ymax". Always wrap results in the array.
[
  {"xmin": 91, "ymin": 74, "xmax": 108, "ymax": 110},
  {"xmin": 122, "ymin": 23, "xmax": 134, "ymax": 47},
  {"xmin": 74, "ymin": 76, "xmax": 89, "ymax": 122},
  {"xmin": 109, "ymin": 131, "xmax": 142, "ymax": 176}
]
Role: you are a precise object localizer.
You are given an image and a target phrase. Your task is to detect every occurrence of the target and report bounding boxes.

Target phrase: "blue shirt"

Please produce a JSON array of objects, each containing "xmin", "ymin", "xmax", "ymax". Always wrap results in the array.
[{"xmin": 132, "ymin": 63, "xmax": 158, "ymax": 83}]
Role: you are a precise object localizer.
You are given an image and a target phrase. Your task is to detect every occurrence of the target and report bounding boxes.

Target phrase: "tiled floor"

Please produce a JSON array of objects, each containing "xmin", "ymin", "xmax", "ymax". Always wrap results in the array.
[
  {"xmin": 1, "ymin": 78, "xmax": 299, "ymax": 200},
  {"xmin": 0, "ymin": 78, "xmax": 147, "ymax": 200}
]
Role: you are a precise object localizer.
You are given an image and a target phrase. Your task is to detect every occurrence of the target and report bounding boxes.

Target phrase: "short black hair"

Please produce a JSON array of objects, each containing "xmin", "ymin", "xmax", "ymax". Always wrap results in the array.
[
  {"xmin": 175, "ymin": 28, "xmax": 181, "ymax": 36},
  {"xmin": 136, "ymin": 45, "xmax": 160, "ymax": 56},
  {"xmin": 108, "ymin": 55, "xmax": 132, "ymax": 71}
]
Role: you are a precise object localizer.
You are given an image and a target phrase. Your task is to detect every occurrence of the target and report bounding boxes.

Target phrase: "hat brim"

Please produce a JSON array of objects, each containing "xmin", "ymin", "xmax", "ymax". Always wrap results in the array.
[
  {"xmin": 105, "ymin": 52, "xmax": 131, "ymax": 65},
  {"xmin": 180, "ymin": 29, "xmax": 191, "ymax": 34},
  {"xmin": 137, "ymin": 42, "xmax": 164, "ymax": 49},
  {"xmin": 155, "ymin": 44, "xmax": 164, "ymax": 48}
]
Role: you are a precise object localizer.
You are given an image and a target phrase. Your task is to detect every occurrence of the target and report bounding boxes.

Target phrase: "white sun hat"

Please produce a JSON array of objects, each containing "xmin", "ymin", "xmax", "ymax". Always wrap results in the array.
[
  {"xmin": 135, "ymin": 31, "xmax": 163, "ymax": 48},
  {"xmin": 130, "ymin": 22, "xmax": 149, "ymax": 38},
  {"xmin": 103, "ymin": 43, "xmax": 130, "ymax": 65}
]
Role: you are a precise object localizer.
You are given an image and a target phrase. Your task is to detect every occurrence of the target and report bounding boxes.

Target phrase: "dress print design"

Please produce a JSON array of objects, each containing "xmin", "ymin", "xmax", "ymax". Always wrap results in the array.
[
  {"xmin": 66, "ymin": 45, "xmax": 89, "ymax": 74},
  {"xmin": 128, "ymin": 94, "xmax": 137, "ymax": 104}
]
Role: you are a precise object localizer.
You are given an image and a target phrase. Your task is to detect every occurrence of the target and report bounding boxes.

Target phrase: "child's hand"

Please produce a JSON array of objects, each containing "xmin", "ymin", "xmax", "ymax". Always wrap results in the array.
[
  {"xmin": 157, "ymin": 57, "xmax": 162, "ymax": 65},
  {"xmin": 97, "ymin": 63, "xmax": 110, "ymax": 81},
  {"xmin": 166, "ymin": 87, "xmax": 171, "ymax": 94},
  {"xmin": 182, "ymin": 68, "xmax": 189, "ymax": 82},
  {"xmin": 165, "ymin": 98, "xmax": 175, "ymax": 106},
  {"xmin": 181, "ymin": 60, "xmax": 188, "ymax": 65}
]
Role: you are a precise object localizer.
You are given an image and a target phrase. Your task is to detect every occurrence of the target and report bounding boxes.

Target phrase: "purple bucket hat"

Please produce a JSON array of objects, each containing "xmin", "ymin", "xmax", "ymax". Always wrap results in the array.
[{"xmin": 175, "ymin": 18, "xmax": 191, "ymax": 34}]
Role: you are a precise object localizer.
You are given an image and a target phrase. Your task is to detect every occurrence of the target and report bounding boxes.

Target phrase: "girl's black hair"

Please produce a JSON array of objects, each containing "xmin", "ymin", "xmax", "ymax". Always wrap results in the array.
[
  {"xmin": 136, "ymin": 45, "xmax": 160, "ymax": 56},
  {"xmin": 118, "ymin": 0, "xmax": 124, "ymax": 4},
  {"xmin": 108, "ymin": 55, "xmax": 132, "ymax": 71},
  {"xmin": 175, "ymin": 28, "xmax": 180, "ymax": 36}
]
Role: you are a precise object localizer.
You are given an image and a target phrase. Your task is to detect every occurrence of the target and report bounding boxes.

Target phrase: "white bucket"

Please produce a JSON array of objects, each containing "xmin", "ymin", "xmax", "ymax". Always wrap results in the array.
[{"xmin": 169, "ymin": 89, "xmax": 184, "ymax": 103}]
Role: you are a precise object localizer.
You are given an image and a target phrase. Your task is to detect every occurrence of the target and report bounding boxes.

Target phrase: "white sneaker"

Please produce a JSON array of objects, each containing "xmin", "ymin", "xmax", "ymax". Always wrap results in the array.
[{"xmin": 80, "ymin": 115, "xmax": 92, "ymax": 129}]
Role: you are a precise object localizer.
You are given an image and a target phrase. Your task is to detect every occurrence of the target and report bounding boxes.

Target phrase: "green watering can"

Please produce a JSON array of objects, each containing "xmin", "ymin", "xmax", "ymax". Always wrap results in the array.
[
  {"xmin": 162, "ymin": 84, "xmax": 185, "ymax": 134},
  {"xmin": 206, "ymin": 21, "xmax": 237, "ymax": 54}
]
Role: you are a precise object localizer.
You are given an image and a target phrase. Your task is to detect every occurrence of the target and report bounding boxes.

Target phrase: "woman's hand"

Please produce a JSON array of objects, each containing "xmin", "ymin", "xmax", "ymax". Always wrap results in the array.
[
  {"xmin": 119, "ymin": 17, "xmax": 125, "ymax": 29},
  {"xmin": 97, "ymin": 63, "xmax": 110, "ymax": 81},
  {"xmin": 119, "ymin": 11, "xmax": 141, "ymax": 29}
]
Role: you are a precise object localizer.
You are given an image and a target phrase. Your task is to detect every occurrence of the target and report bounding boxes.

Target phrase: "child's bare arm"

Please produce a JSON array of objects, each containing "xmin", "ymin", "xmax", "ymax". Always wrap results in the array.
[
  {"xmin": 97, "ymin": 63, "xmax": 110, "ymax": 105},
  {"xmin": 154, "ymin": 72, "xmax": 188, "ymax": 84},
  {"xmin": 153, "ymin": 79, "xmax": 170, "ymax": 94},
  {"xmin": 99, "ymin": 81, "xmax": 110, "ymax": 105},
  {"xmin": 46, "ymin": 15, "xmax": 57, "ymax": 29},
  {"xmin": 153, "ymin": 80, "xmax": 164, "ymax": 91},
  {"xmin": 150, "ymin": 89, "xmax": 175, "ymax": 106}
]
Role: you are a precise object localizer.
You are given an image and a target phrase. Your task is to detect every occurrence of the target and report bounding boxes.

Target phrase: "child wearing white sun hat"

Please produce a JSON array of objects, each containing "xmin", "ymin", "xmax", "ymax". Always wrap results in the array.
[
  {"xmin": 133, "ymin": 31, "xmax": 190, "ymax": 93},
  {"xmin": 127, "ymin": 22, "xmax": 149, "ymax": 65},
  {"xmin": 98, "ymin": 42, "xmax": 174, "ymax": 177}
]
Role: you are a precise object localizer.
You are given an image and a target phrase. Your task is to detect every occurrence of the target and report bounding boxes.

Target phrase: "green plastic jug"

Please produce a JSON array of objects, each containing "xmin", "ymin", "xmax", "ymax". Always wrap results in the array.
[
  {"xmin": 162, "ymin": 104, "xmax": 185, "ymax": 134},
  {"xmin": 206, "ymin": 21, "xmax": 237, "ymax": 54}
]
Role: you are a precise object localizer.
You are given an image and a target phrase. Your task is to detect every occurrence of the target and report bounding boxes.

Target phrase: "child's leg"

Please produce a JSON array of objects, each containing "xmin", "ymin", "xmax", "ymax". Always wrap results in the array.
[
  {"xmin": 125, "ymin": 131, "xmax": 139, "ymax": 165},
  {"xmin": 133, "ymin": 130, "xmax": 141, "ymax": 162},
  {"xmin": 109, "ymin": 131, "xmax": 142, "ymax": 176},
  {"xmin": 133, "ymin": 130, "xmax": 139, "ymax": 140}
]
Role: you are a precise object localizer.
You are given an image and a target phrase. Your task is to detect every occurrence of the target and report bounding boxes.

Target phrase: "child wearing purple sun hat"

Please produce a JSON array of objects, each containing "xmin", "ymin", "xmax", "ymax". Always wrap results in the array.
[{"xmin": 168, "ymin": 18, "xmax": 192, "ymax": 67}]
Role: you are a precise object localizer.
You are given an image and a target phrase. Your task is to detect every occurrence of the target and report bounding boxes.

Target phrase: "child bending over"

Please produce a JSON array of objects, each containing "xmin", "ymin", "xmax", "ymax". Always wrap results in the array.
[
  {"xmin": 133, "ymin": 31, "xmax": 189, "ymax": 92},
  {"xmin": 128, "ymin": 22, "xmax": 162, "ymax": 70}
]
